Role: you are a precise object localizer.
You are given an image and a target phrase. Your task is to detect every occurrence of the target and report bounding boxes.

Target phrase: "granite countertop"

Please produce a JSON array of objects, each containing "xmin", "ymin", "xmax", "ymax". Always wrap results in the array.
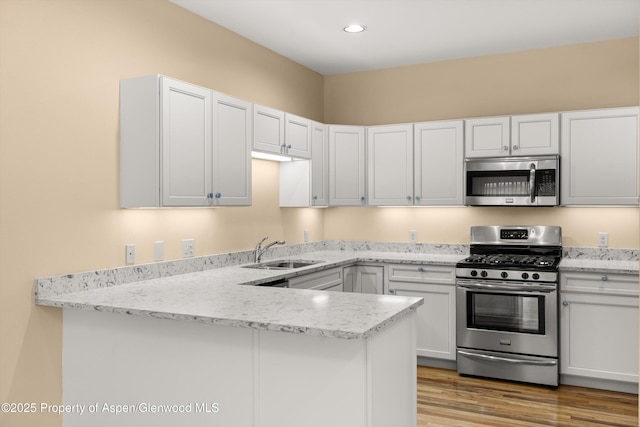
[
  {"xmin": 37, "ymin": 248, "xmax": 459, "ymax": 340},
  {"xmin": 34, "ymin": 241, "xmax": 638, "ymax": 340}
]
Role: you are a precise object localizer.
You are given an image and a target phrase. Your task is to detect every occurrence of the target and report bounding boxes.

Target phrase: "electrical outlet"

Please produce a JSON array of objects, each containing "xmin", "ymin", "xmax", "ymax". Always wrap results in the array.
[
  {"xmin": 125, "ymin": 244, "xmax": 135, "ymax": 265},
  {"xmin": 182, "ymin": 239, "xmax": 195, "ymax": 258},
  {"xmin": 154, "ymin": 241, "xmax": 164, "ymax": 262},
  {"xmin": 303, "ymin": 229, "xmax": 309, "ymax": 243},
  {"xmin": 598, "ymin": 232, "xmax": 608, "ymax": 247},
  {"xmin": 410, "ymin": 230, "xmax": 417, "ymax": 244}
]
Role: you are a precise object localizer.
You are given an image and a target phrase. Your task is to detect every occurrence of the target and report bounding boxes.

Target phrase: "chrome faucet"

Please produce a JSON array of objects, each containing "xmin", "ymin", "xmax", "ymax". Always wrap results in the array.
[{"xmin": 254, "ymin": 236, "xmax": 285, "ymax": 263}]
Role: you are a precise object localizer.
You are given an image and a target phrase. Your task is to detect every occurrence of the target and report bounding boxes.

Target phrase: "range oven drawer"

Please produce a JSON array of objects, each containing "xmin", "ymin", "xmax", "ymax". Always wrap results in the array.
[{"xmin": 457, "ymin": 348, "xmax": 558, "ymax": 386}]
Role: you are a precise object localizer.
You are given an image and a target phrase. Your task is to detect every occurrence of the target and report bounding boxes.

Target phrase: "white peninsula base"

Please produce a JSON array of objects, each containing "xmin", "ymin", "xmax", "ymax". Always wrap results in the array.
[{"xmin": 63, "ymin": 309, "xmax": 417, "ymax": 427}]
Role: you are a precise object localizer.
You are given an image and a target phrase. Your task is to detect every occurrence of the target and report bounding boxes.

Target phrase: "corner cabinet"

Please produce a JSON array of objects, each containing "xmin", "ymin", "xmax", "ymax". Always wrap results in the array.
[
  {"xmin": 120, "ymin": 75, "xmax": 251, "ymax": 208},
  {"xmin": 329, "ymin": 125, "xmax": 366, "ymax": 206},
  {"xmin": 343, "ymin": 265, "xmax": 384, "ymax": 294},
  {"xmin": 561, "ymin": 107, "xmax": 639, "ymax": 205},
  {"xmin": 367, "ymin": 124, "xmax": 414, "ymax": 206},
  {"xmin": 279, "ymin": 121, "xmax": 327, "ymax": 207},
  {"xmin": 560, "ymin": 271, "xmax": 638, "ymax": 392},
  {"xmin": 414, "ymin": 120, "xmax": 464, "ymax": 205},
  {"xmin": 387, "ymin": 264, "xmax": 456, "ymax": 361}
]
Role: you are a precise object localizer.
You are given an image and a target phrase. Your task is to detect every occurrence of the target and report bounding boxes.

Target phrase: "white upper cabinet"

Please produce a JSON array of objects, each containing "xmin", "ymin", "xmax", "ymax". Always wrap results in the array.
[
  {"xmin": 279, "ymin": 120, "xmax": 327, "ymax": 207},
  {"xmin": 253, "ymin": 106, "xmax": 312, "ymax": 159},
  {"xmin": 285, "ymin": 113, "xmax": 312, "ymax": 159},
  {"xmin": 464, "ymin": 116, "xmax": 510, "ymax": 158},
  {"xmin": 367, "ymin": 124, "xmax": 414, "ymax": 206},
  {"xmin": 253, "ymin": 104, "xmax": 285, "ymax": 155},
  {"xmin": 120, "ymin": 75, "xmax": 213, "ymax": 208},
  {"xmin": 211, "ymin": 92, "xmax": 252, "ymax": 206},
  {"xmin": 160, "ymin": 78, "xmax": 213, "ymax": 207},
  {"xmin": 329, "ymin": 125, "xmax": 366, "ymax": 206},
  {"xmin": 511, "ymin": 113, "xmax": 559, "ymax": 156},
  {"xmin": 414, "ymin": 120, "xmax": 464, "ymax": 206},
  {"xmin": 561, "ymin": 107, "xmax": 639, "ymax": 205},
  {"xmin": 120, "ymin": 75, "xmax": 252, "ymax": 208},
  {"xmin": 465, "ymin": 113, "xmax": 559, "ymax": 158},
  {"xmin": 310, "ymin": 121, "xmax": 329, "ymax": 206}
]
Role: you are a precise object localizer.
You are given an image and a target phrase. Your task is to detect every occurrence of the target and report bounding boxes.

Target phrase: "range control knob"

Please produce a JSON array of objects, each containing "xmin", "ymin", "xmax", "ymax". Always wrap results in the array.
[
  {"xmin": 532, "ymin": 273, "xmax": 540, "ymax": 280},
  {"xmin": 501, "ymin": 271, "xmax": 508, "ymax": 279},
  {"xmin": 470, "ymin": 270, "xmax": 478, "ymax": 277},
  {"xmin": 480, "ymin": 271, "xmax": 488, "ymax": 278},
  {"xmin": 521, "ymin": 272, "xmax": 529, "ymax": 280}
]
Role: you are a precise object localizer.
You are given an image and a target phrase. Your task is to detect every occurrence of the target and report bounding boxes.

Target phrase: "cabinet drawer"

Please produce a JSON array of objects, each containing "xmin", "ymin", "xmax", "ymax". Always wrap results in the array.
[
  {"xmin": 289, "ymin": 268, "xmax": 342, "ymax": 290},
  {"xmin": 561, "ymin": 272, "xmax": 638, "ymax": 296},
  {"xmin": 388, "ymin": 264, "xmax": 455, "ymax": 285}
]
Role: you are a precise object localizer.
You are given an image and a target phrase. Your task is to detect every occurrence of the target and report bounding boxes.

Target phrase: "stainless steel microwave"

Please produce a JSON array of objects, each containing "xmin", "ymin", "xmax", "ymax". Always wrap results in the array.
[{"xmin": 464, "ymin": 155, "xmax": 559, "ymax": 206}]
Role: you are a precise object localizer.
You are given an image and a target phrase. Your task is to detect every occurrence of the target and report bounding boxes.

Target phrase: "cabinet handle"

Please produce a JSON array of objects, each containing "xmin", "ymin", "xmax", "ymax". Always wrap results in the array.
[
  {"xmin": 503, "ymin": 146, "xmax": 509, "ymax": 151},
  {"xmin": 215, "ymin": 193, "xmax": 222, "ymax": 199},
  {"xmin": 415, "ymin": 196, "xmax": 421, "ymax": 201},
  {"xmin": 601, "ymin": 275, "xmax": 608, "ymax": 281},
  {"xmin": 280, "ymin": 144, "xmax": 286, "ymax": 153},
  {"xmin": 207, "ymin": 193, "xmax": 214, "ymax": 199},
  {"xmin": 418, "ymin": 267, "xmax": 425, "ymax": 272},
  {"xmin": 406, "ymin": 196, "xmax": 412, "ymax": 202},
  {"xmin": 389, "ymin": 288, "xmax": 396, "ymax": 295},
  {"xmin": 313, "ymin": 195, "xmax": 318, "ymax": 200},
  {"xmin": 360, "ymin": 196, "xmax": 365, "ymax": 202},
  {"xmin": 562, "ymin": 300, "xmax": 569, "ymax": 306},
  {"xmin": 512, "ymin": 145, "xmax": 519, "ymax": 151}
]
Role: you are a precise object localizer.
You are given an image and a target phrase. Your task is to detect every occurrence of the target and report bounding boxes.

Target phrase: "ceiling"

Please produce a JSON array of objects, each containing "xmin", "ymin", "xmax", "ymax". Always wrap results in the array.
[{"xmin": 170, "ymin": 0, "xmax": 639, "ymax": 75}]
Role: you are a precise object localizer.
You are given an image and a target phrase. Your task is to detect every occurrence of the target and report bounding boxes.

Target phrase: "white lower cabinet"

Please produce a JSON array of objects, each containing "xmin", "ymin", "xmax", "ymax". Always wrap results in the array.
[
  {"xmin": 343, "ymin": 265, "xmax": 384, "ymax": 294},
  {"xmin": 387, "ymin": 264, "xmax": 456, "ymax": 360},
  {"xmin": 288, "ymin": 267, "xmax": 343, "ymax": 291},
  {"xmin": 560, "ymin": 272, "xmax": 639, "ymax": 390}
]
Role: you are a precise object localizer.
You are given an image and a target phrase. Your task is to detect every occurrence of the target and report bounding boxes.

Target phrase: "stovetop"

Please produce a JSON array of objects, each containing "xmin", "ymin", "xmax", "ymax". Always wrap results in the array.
[
  {"xmin": 457, "ymin": 226, "xmax": 562, "ymax": 283},
  {"xmin": 458, "ymin": 253, "xmax": 561, "ymax": 270}
]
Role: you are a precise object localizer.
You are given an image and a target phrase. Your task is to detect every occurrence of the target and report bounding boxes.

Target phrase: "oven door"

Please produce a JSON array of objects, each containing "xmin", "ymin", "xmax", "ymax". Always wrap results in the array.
[{"xmin": 456, "ymin": 279, "xmax": 558, "ymax": 358}]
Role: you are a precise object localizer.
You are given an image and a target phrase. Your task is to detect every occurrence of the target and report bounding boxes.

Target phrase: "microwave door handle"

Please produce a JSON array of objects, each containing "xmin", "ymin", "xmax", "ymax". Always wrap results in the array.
[{"xmin": 529, "ymin": 163, "xmax": 536, "ymax": 203}]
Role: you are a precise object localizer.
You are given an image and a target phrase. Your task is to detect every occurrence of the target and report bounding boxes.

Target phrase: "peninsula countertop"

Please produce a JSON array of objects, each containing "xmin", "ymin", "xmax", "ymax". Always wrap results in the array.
[{"xmin": 36, "ymin": 249, "xmax": 458, "ymax": 340}]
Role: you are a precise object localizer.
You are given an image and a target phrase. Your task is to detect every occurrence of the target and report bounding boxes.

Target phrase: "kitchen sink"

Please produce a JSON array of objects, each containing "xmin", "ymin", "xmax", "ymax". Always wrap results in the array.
[{"xmin": 242, "ymin": 260, "xmax": 322, "ymax": 270}]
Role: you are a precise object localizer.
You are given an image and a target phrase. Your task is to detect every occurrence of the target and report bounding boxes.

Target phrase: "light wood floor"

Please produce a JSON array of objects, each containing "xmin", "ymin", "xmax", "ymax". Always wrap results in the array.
[{"xmin": 417, "ymin": 366, "xmax": 638, "ymax": 427}]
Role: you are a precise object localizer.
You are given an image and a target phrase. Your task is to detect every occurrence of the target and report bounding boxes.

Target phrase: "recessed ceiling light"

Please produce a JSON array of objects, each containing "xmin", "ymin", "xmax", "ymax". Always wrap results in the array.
[{"xmin": 343, "ymin": 24, "xmax": 366, "ymax": 33}]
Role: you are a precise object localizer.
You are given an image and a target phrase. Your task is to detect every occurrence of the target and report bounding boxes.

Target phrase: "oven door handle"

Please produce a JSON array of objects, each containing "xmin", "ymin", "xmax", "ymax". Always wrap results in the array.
[
  {"xmin": 458, "ymin": 350, "xmax": 557, "ymax": 366},
  {"xmin": 457, "ymin": 281, "xmax": 556, "ymax": 293}
]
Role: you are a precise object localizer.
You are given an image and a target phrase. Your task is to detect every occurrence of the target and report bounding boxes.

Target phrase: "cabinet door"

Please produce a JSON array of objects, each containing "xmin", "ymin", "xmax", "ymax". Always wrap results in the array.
[
  {"xmin": 253, "ymin": 104, "xmax": 285, "ymax": 155},
  {"xmin": 464, "ymin": 116, "xmax": 510, "ymax": 158},
  {"xmin": 561, "ymin": 107, "xmax": 639, "ymax": 205},
  {"xmin": 414, "ymin": 120, "xmax": 463, "ymax": 206},
  {"xmin": 560, "ymin": 292, "xmax": 638, "ymax": 383},
  {"xmin": 285, "ymin": 113, "xmax": 312, "ymax": 159},
  {"xmin": 161, "ymin": 77, "xmax": 213, "ymax": 206},
  {"xmin": 390, "ymin": 281, "xmax": 456, "ymax": 360},
  {"xmin": 329, "ymin": 125, "xmax": 366, "ymax": 206},
  {"xmin": 211, "ymin": 93, "xmax": 252, "ymax": 206},
  {"xmin": 310, "ymin": 122, "xmax": 329, "ymax": 206},
  {"xmin": 343, "ymin": 265, "xmax": 384, "ymax": 294},
  {"xmin": 511, "ymin": 113, "xmax": 559, "ymax": 156},
  {"xmin": 367, "ymin": 124, "xmax": 414, "ymax": 206}
]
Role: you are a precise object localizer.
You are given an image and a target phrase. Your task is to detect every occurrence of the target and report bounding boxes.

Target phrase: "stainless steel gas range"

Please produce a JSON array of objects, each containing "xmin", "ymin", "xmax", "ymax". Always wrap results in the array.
[{"xmin": 455, "ymin": 225, "xmax": 562, "ymax": 387}]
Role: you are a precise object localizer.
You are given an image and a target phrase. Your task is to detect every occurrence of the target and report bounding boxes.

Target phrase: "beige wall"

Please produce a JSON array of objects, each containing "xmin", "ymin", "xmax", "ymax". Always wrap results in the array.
[
  {"xmin": 324, "ymin": 38, "xmax": 640, "ymax": 248},
  {"xmin": 0, "ymin": 1, "xmax": 323, "ymax": 425}
]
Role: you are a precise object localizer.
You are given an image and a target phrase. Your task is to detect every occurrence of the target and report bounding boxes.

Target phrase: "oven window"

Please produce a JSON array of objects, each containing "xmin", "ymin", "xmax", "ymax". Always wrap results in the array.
[{"xmin": 467, "ymin": 292, "xmax": 545, "ymax": 334}]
